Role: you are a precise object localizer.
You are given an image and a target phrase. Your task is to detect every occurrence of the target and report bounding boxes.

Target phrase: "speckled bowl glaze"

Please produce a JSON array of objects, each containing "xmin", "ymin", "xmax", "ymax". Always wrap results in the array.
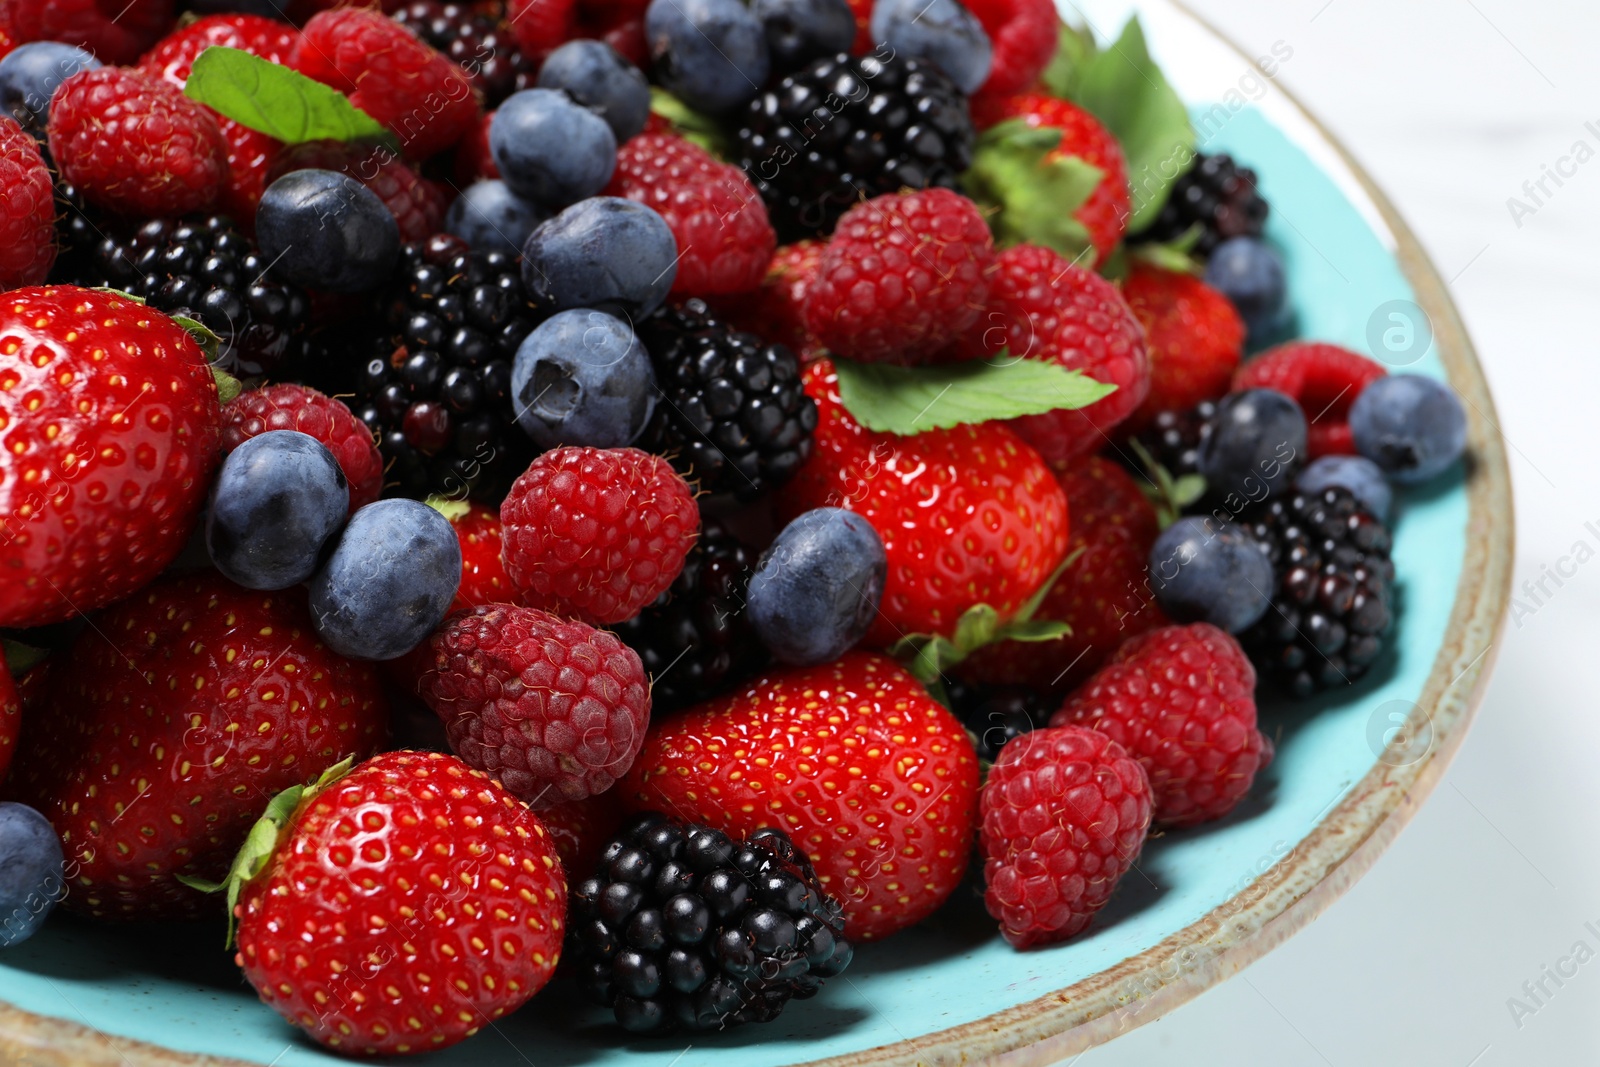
[{"xmin": 0, "ymin": 1, "xmax": 1513, "ymax": 1064}]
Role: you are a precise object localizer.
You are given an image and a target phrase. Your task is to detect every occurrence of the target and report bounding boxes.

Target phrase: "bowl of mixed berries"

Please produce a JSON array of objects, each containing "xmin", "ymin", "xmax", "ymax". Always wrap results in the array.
[{"xmin": 0, "ymin": 0, "xmax": 1511, "ymax": 1063}]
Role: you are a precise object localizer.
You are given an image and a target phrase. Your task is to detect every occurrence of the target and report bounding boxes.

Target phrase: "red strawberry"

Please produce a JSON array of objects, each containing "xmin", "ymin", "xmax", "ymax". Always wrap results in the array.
[
  {"xmin": 801, "ymin": 188, "xmax": 995, "ymax": 365},
  {"xmin": 713, "ymin": 239, "xmax": 825, "ymax": 361},
  {"xmin": 7, "ymin": 571, "xmax": 389, "ymax": 920},
  {"xmin": 539, "ymin": 791, "xmax": 624, "ymax": 879},
  {"xmin": 980, "ymin": 724, "xmax": 1151, "ymax": 947},
  {"xmin": 3, "ymin": 0, "xmax": 174, "ymax": 65},
  {"xmin": 269, "ymin": 139, "xmax": 449, "ymax": 243},
  {"xmin": 621, "ymin": 652, "xmax": 981, "ymax": 941},
  {"xmin": 845, "ymin": 0, "xmax": 873, "ymax": 52},
  {"xmin": 48, "ymin": 66, "xmax": 229, "ymax": 217},
  {"xmin": 959, "ymin": 456, "xmax": 1168, "ymax": 695},
  {"xmin": 453, "ymin": 109, "xmax": 500, "ymax": 186},
  {"xmin": 781, "ymin": 359, "xmax": 1070, "ymax": 645},
  {"xmin": 506, "ymin": 0, "xmax": 578, "ymax": 67},
  {"xmin": 0, "ymin": 287, "xmax": 222, "ymax": 629},
  {"xmin": 960, "ymin": 244, "xmax": 1150, "ymax": 464},
  {"xmin": 581, "ymin": 0, "xmax": 648, "ymax": 66},
  {"xmin": 0, "ymin": 657, "xmax": 17, "ymax": 785},
  {"xmin": 966, "ymin": 0, "xmax": 1059, "ymax": 99},
  {"xmin": 234, "ymin": 751, "xmax": 566, "ymax": 1055},
  {"xmin": 0, "ymin": 24, "xmax": 14, "ymax": 63},
  {"xmin": 0, "ymin": 115, "xmax": 56, "ymax": 290},
  {"xmin": 293, "ymin": 8, "xmax": 479, "ymax": 160},
  {"xmin": 1232, "ymin": 341, "xmax": 1387, "ymax": 458},
  {"xmin": 605, "ymin": 131, "xmax": 776, "ymax": 296},
  {"xmin": 215, "ymin": 119, "xmax": 283, "ymax": 230},
  {"xmin": 222, "ymin": 383, "xmax": 384, "ymax": 515},
  {"xmin": 436, "ymin": 500, "xmax": 516, "ymax": 614},
  {"xmin": 1050, "ymin": 623, "xmax": 1270, "ymax": 828},
  {"xmin": 1121, "ymin": 263, "xmax": 1244, "ymax": 431}
]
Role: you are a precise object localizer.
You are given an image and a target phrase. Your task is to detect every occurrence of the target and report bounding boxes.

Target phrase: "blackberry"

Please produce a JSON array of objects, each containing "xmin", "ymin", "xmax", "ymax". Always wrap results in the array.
[
  {"xmin": 1124, "ymin": 399, "xmax": 1217, "ymax": 480},
  {"xmin": 1134, "ymin": 153, "xmax": 1269, "ymax": 257},
  {"xmin": 1240, "ymin": 486, "xmax": 1395, "ymax": 698},
  {"xmin": 637, "ymin": 299, "xmax": 817, "ymax": 499},
  {"xmin": 734, "ymin": 51, "xmax": 975, "ymax": 240},
  {"xmin": 611, "ymin": 518, "xmax": 766, "ymax": 713},
  {"xmin": 38, "ymin": 147, "xmax": 105, "ymax": 285},
  {"xmin": 83, "ymin": 215, "xmax": 310, "ymax": 376},
  {"xmin": 945, "ymin": 682, "xmax": 1045, "ymax": 762},
  {"xmin": 571, "ymin": 813, "xmax": 852, "ymax": 1034},
  {"xmin": 392, "ymin": 1, "xmax": 535, "ymax": 106}
]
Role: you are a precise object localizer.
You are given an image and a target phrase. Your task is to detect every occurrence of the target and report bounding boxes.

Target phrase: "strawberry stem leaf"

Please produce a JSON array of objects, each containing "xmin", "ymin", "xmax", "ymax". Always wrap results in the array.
[
  {"xmin": 1125, "ymin": 437, "xmax": 1207, "ymax": 528},
  {"xmin": 648, "ymin": 87, "xmax": 733, "ymax": 159},
  {"xmin": 1, "ymin": 639, "xmax": 47, "ymax": 676},
  {"xmin": 425, "ymin": 495, "xmax": 473, "ymax": 523},
  {"xmin": 963, "ymin": 118, "xmax": 1103, "ymax": 261}
]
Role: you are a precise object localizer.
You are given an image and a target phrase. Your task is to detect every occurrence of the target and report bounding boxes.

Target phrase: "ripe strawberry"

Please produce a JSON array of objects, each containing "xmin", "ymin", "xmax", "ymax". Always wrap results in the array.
[
  {"xmin": 453, "ymin": 109, "xmax": 499, "ymax": 186},
  {"xmin": 621, "ymin": 652, "xmax": 981, "ymax": 941},
  {"xmin": 436, "ymin": 500, "xmax": 515, "ymax": 614},
  {"xmin": 6, "ymin": 571, "xmax": 388, "ymax": 920},
  {"xmin": 0, "ymin": 24, "xmax": 13, "ymax": 63},
  {"xmin": 1050, "ymin": 623, "xmax": 1270, "ymax": 828},
  {"xmin": 782, "ymin": 359, "xmax": 1070, "ymax": 645},
  {"xmin": 802, "ymin": 188, "xmax": 995, "ymax": 365},
  {"xmin": 1233, "ymin": 341, "xmax": 1386, "ymax": 458},
  {"xmin": 0, "ymin": 116, "xmax": 56, "ymax": 290},
  {"xmin": 48, "ymin": 66, "xmax": 229, "ymax": 217},
  {"xmin": 960, "ymin": 244, "xmax": 1150, "ymax": 464},
  {"xmin": 222, "ymin": 383, "xmax": 384, "ymax": 515},
  {"xmin": 499, "ymin": 447, "xmax": 700, "ymax": 626},
  {"xmin": 215, "ymin": 119, "xmax": 283, "ymax": 229},
  {"xmin": 973, "ymin": 93, "xmax": 1131, "ymax": 264},
  {"xmin": 538, "ymin": 791, "xmax": 624, "ymax": 878},
  {"xmin": 269, "ymin": 140, "xmax": 449, "ymax": 243},
  {"xmin": 845, "ymin": 0, "xmax": 873, "ymax": 52},
  {"xmin": 506, "ymin": 0, "xmax": 577, "ymax": 66},
  {"xmin": 605, "ymin": 131, "xmax": 776, "ymax": 296},
  {"xmin": 234, "ymin": 751, "xmax": 566, "ymax": 1055},
  {"xmin": 293, "ymin": 8, "xmax": 479, "ymax": 161},
  {"xmin": 959, "ymin": 456, "xmax": 1168, "ymax": 695},
  {"xmin": 1121, "ymin": 263, "xmax": 1244, "ymax": 432},
  {"xmin": 3, "ymin": 0, "xmax": 174, "ymax": 66},
  {"xmin": 966, "ymin": 0, "xmax": 1058, "ymax": 99},
  {"xmin": 0, "ymin": 657, "xmax": 17, "ymax": 785},
  {"xmin": 713, "ymin": 239, "xmax": 825, "ymax": 361},
  {"xmin": 582, "ymin": 0, "xmax": 648, "ymax": 66},
  {"xmin": 0, "ymin": 287, "xmax": 222, "ymax": 629},
  {"xmin": 980, "ymin": 724, "xmax": 1151, "ymax": 947},
  {"xmin": 137, "ymin": 14, "xmax": 300, "ymax": 85}
]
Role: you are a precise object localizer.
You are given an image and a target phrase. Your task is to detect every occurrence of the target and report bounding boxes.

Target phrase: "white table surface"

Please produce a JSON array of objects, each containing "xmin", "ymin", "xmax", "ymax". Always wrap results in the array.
[{"xmin": 1073, "ymin": 0, "xmax": 1600, "ymax": 1063}]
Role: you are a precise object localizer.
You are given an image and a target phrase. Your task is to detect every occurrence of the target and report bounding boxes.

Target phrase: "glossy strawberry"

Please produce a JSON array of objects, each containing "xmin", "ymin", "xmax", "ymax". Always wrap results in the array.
[
  {"xmin": 0, "ymin": 287, "xmax": 222, "ymax": 629},
  {"xmin": 622, "ymin": 653, "xmax": 980, "ymax": 941},
  {"xmin": 437, "ymin": 500, "xmax": 516, "ymax": 614},
  {"xmin": 1121, "ymin": 263, "xmax": 1244, "ymax": 431}
]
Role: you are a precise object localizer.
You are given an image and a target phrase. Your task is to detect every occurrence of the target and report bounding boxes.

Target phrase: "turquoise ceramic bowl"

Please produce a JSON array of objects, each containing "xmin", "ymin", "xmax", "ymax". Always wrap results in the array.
[{"xmin": 0, "ymin": 2, "xmax": 1513, "ymax": 1064}]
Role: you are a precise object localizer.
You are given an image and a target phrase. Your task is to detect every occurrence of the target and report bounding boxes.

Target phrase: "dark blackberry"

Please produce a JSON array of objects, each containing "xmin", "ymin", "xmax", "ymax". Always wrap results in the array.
[
  {"xmin": 81, "ymin": 215, "xmax": 310, "ymax": 376},
  {"xmin": 611, "ymin": 518, "xmax": 766, "ymax": 713},
  {"xmin": 637, "ymin": 299, "xmax": 817, "ymax": 499},
  {"xmin": 945, "ymin": 682, "xmax": 1046, "ymax": 762},
  {"xmin": 1134, "ymin": 153, "xmax": 1270, "ymax": 257},
  {"xmin": 734, "ymin": 50, "xmax": 975, "ymax": 240},
  {"xmin": 40, "ymin": 147, "xmax": 107, "ymax": 286},
  {"xmin": 392, "ymin": 1, "xmax": 535, "ymax": 106},
  {"xmin": 1124, "ymin": 399, "xmax": 1217, "ymax": 480},
  {"xmin": 1240, "ymin": 486, "xmax": 1395, "ymax": 698},
  {"xmin": 571, "ymin": 813, "xmax": 852, "ymax": 1034}
]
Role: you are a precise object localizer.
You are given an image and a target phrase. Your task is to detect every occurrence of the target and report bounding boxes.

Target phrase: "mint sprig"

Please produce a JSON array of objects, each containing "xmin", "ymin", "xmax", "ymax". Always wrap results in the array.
[
  {"xmin": 184, "ymin": 46, "xmax": 392, "ymax": 146},
  {"xmin": 832, "ymin": 354, "xmax": 1116, "ymax": 436}
]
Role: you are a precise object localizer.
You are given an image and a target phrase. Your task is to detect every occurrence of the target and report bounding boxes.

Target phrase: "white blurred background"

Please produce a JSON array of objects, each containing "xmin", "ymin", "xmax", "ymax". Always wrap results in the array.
[{"xmin": 1075, "ymin": 0, "xmax": 1600, "ymax": 1063}]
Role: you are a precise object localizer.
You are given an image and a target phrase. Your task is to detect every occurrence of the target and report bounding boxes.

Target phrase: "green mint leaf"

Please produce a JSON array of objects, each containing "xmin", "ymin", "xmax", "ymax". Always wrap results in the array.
[
  {"xmin": 649, "ymin": 87, "xmax": 733, "ymax": 159},
  {"xmin": 832, "ymin": 354, "xmax": 1117, "ymax": 436},
  {"xmin": 185, "ymin": 46, "xmax": 392, "ymax": 146},
  {"xmin": 1075, "ymin": 18, "xmax": 1194, "ymax": 231},
  {"xmin": 964, "ymin": 118, "xmax": 1103, "ymax": 262},
  {"xmin": 1039, "ymin": 20, "xmax": 1100, "ymax": 101}
]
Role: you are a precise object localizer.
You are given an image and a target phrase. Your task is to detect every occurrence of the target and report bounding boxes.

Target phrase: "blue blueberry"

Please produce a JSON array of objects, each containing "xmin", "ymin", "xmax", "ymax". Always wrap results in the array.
[
  {"xmin": 255, "ymin": 169, "xmax": 400, "ymax": 293},
  {"xmin": 869, "ymin": 0, "xmax": 992, "ymax": 94},
  {"xmin": 1148, "ymin": 516, "xmax": 1274, "ymax": 633},
  {"xmin": 646, "ymin": 0, "xmax": 771, "ymax": 115},
  {"xmin": 491, "ymin": 89, "xmax": 617, "ymax": 209},
  {"xmin": 207, "ymin": 430, "xmax": 349, "ymax": 591},
  {"xmin": 748, "ymin": 508, "xmax": 886, "ymax": 665},
  {"xmin": 1295, "ymin": 455, "xmax": 1393, "ymax": 522},
  {"xmin": 0, "ymin": 42, "xmax": 100, "ymax": 133},
  {"xmin": 521, "ymin": 197, "xmax": 678, "ymax": 319},
  {"xmin": 1198, "ymin": 388, "xmax": 1307, "ymax": 505},
  {"xmin": 445, "ymin": 179, "xmax": 548, "ymax": 258},
  {"xmin": 753, "ymin": 0, "xmax": 858, "ymax": 74},
  {"xmin": 511, "ymin": 309, "xmax": 657, "ymax": 449},
  {"xmin": 1205, "ymin": 237, "xmax": 1289, "ymax": 343},
  {"xmin": 1350, "ymin": 373, "xmax": 1467, "ymax": 484},
  {"xmin": 0, "ymin": 802, "xmax": 65, "ymax": 949},
  {"xmin": 537, "ymin": 39, "xmax": 652, "ymax": 143},
  {"xmin": 308, "ymin": 500, "xmax": 462, "ymax": 661}
]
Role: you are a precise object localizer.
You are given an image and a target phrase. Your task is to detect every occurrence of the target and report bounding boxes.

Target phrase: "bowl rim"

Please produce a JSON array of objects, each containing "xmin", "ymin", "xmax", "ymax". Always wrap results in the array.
[{"xmin": 0, "ymin": 4, "xmax": 1514, "ymax": 1065}]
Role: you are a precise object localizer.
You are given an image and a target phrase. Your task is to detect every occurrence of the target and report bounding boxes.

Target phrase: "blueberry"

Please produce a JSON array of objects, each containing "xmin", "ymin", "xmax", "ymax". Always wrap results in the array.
[
  {"xmin": 1349, "ymin": 374, "xmax": 1467, "ymax": 484},
  {"xmin": 1205, "ymin": 237, "xmax": 1289, "ymax": 343},
  {"xmin": 537, "ymin": 40, "xmax": 652, "ymax": 143},
  {"xmin": 646, "ymin": 0, "xmax": 771, "ymax": 115},
  {"xmin": 753, "ymin": 0, "xmax": 857, "ymax": 74},
  {"xmin": 0, "ymin": 802, "xmax": 65, "ymax": 948},
  {"xmin": 521, "ymin": 197, "xmax": 678, "ymax": 319},
  {"xmin": 747, "ymin": 508, "xmax": 886, "ymax": 665},
  {"xmin": 1148, "ymin": 516, "xmax": 1274, "ymax": 633},
  {"xmin": 0, "ymin": 43, "xmax": 100, "ymax": 133},
  {"xmin": 869, "ymin": 0, "xmax": 992, "ymax": 94},
  {"xmin": 206, "ymin": 431, "xmax": 349, "ymax": 591},
  {"xmin": 445, "ymin": 179, "xmax": 548, "ymax": 258},
  {"xmin": 1198, "ymin": 388, "xmax": 1307, "ymax": 505},
  {"xmin": 255, "ymin": 169, "xmax": 400, "ymax": 293},
  {"xmin": 1295, "ymin": 455, "xmax": 1393, "ymax": 522},
  {"xmin": 308, "ymin": 499, "xmax": 462, "ymax": 660},
  {"xmin": 511, "ymin": 309, "xmax": 657, "ymax": 449},
  {"xmin": 491, "ymin": 89, "xmax": 617, "ymax": 209}
]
